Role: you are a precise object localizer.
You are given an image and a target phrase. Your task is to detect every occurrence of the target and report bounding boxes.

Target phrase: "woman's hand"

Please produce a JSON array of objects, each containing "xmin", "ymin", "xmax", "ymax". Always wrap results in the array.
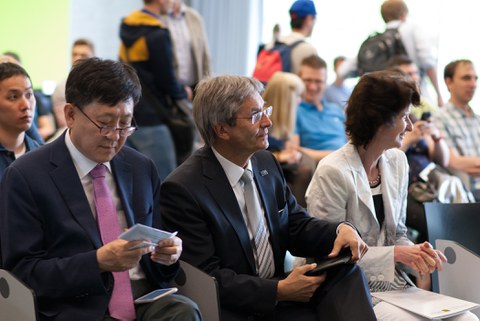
[{"xmin": 394, "ymin": 242, "xmax": 447, "ymax": 276}]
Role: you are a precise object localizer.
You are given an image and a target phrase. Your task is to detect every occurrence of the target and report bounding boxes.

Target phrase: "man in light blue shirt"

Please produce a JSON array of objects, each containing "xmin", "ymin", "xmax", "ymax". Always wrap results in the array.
[
  {"xmin": 296, "ymin": 55, "xmax": 347, "ymax": 162},
  {"xmin": 323, "ymin": 56, "xmax": 352, "ymax": 110}
]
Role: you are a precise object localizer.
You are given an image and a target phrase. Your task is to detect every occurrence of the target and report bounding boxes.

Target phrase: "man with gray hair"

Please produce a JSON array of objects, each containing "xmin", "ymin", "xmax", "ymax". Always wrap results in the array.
[{"xmin": 160, "ymin": 75, "xmax": 376, "ymax": 321}]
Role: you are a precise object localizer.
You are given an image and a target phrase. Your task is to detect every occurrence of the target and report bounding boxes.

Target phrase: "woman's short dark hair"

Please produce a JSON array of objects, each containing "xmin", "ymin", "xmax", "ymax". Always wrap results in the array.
[
  {"xmin": 345, "ymin": 70, "xmax": 420, "ymax": 148},
  {"xmin": 65, "ymin": 58, "xmax": 141, "ymax": 109}
]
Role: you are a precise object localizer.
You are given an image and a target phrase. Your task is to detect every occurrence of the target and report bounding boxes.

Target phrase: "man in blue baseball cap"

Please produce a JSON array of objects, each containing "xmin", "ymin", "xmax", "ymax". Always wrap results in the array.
[
  {"xmin": 264, "ymin": 0, "xmax": 318, "ymax": 75},
  {"xmin": 289, "ymin": 0, "xmax": 317, "ymax": 19}
]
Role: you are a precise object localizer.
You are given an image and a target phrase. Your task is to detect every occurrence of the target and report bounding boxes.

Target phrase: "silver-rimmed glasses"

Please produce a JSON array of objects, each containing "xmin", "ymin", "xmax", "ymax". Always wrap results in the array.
[{"xmin": 235, "ymin": 106, "xmax": 273, "ymax": 124}]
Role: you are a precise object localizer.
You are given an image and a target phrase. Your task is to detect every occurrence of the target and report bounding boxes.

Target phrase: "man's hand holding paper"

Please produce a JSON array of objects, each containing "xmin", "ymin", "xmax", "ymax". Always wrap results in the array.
[{"xmin": 119, "ymin": 224, "xmax": 182, "ymax": 265}]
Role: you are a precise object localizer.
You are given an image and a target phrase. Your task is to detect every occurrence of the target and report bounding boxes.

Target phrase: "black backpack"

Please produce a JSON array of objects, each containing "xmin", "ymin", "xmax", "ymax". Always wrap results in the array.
[{"xmin": 357, "ymin": 28, "xmax": 407, "ymax": 75}]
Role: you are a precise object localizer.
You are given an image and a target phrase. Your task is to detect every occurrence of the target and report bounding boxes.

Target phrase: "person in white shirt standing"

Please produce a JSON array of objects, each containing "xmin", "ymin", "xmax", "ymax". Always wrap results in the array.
[{"xmin": 163, "ymin": 0, "xmax": 211, "ymax": 92}]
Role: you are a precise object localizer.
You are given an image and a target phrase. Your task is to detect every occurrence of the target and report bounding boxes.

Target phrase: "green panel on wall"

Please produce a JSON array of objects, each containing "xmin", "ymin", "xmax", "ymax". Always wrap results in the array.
[{"xmin": 0, "ymin": 0, "xmax": 70, "ymax": 90}]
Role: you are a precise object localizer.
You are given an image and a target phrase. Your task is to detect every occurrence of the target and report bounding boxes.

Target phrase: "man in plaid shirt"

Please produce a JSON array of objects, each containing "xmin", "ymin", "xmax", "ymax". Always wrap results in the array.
[{"xmin": 434, "ymin": 59, "xmax": 480, "ymax": 199}]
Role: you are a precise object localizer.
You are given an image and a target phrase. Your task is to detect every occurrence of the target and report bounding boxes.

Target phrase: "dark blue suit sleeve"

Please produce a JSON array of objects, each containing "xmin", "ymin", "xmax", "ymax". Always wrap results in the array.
[
  {"xmin": 138, "ymin": 157, "xmax": 179, "ymax": 287},
  {"xmin": 0, "ymin": 165, "xmax": 109, "ymax": 300}
]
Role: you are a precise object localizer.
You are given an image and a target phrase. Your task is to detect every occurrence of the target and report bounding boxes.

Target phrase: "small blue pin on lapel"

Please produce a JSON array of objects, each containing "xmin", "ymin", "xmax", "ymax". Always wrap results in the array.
[{"xmin": 260, "ymin": 170, "xmax": 268, "ymax": 176}]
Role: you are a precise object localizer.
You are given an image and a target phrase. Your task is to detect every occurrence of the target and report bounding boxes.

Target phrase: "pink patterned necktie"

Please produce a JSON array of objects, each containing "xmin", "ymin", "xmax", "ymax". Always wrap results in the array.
[{"xmin": 90, "ymin": 164, "xmax": 135, "ymax": 321}]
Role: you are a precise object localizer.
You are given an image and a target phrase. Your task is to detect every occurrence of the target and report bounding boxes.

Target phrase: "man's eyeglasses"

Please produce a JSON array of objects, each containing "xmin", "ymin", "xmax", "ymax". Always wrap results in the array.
[
  {"xmin": 76, "ymin": 106, "xmax": 138, "ymax": 137},
  {"xmin": 234, "ymin": 106, "xmax": 273, "ymax": 124}
]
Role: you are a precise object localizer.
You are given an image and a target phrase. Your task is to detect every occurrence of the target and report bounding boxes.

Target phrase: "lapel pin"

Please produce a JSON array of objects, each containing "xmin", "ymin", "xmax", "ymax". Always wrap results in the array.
[{"xmin": 260, "ymin": 170, "xmax": 268, "ymax": 176}]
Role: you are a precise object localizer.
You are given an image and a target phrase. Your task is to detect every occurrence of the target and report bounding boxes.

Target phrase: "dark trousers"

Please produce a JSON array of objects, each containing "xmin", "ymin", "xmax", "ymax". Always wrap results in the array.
[
  {"xmin": 222, "ymin": 264, "xmax": 376, "ymax": 321},
  {"xmin": 103, "ymin": 279, "xmax": 201, "ymax": 321}
]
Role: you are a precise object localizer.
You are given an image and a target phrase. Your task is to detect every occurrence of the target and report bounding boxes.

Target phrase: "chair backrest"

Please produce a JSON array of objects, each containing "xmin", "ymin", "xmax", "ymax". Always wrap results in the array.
[
  {"xmin": 174, "ymin": 260, "xmax": 221, "ymax": 321},
  {"xmin": 424, "ymin": 202, "xmax": 480, "ymax": 256},
  {"xmin": 0, "ymin": 269, "xmax": 37, "ymax": 321},
  {"xmin": 435, "ymin": 240, "xmax": 480, "ymax": 317},
  {"xmin": 425, "ymin": 202, "xmax": 480, "ymax": 292}
]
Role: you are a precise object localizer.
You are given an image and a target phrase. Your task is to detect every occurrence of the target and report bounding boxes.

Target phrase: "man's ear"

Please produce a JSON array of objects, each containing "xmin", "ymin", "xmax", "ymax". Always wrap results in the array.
[
  {"xmin": 64, "ymin": 103, "xmax": 76, "ymax": 128},
  {"xmin": 445, "ymin": 77, "xmax": 452, "ymax": 93},
  {"xmin": 213, "ymin": 122, "xmax": 230, "ymax": 141}
]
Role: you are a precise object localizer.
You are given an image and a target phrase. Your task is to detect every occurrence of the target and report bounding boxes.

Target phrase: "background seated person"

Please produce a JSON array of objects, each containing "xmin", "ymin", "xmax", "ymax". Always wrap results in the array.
[
  {"xmin": 50, "ymin": 38, "xmax": 96, "ymax": 143},
  {"xmin": 323, "ymin": 55, "xmax": 353, "ymax": 110},
  {"xmin": 0, "ymin": 62, "xmax": 40, "ymax": 180},
  {"xmin": 296, "ymin": 55, "xmax": 347, "ymax": 162},
  {"xmin": 387, "ymin": 54, "xmax": 437, "ymax": 120},
  {"xmin": 3, "ymin": 51, "xmax": 55, "ymax": 141},
  {"xmin": 160, "ymin": 75, "xmax": 376, "ymax": 321},
  {"xmin": 304, "ymin": 70, "xmax": 476, "ymax": 320},
  {"xmin": 263, "ymin": 71, "xmax": 315, "ymax": 207},
  {"xmin": 400, "ymin": 112, "xmax": 450, "ymax": 243},
  {"xmin": 434, "ymin": 59, "xmax": 480, "ymax": 200}
]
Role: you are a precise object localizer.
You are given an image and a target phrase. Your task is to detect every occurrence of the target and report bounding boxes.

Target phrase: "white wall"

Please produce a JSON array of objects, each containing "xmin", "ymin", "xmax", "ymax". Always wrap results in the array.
[
  {"xmin": 191, "ymin": 0, "xmax": 262, "ymax": 76},
  {"xmin": 70, "ymin": 0, "xmax": 142, "ymax": 61}
]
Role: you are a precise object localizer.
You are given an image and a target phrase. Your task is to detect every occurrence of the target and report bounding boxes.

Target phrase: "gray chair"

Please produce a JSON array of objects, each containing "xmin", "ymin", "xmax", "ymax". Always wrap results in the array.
[
  {"xmin": 0, "ymin": 269, "xmax": 37, "ymax": 321},
  {"xmin": 424, "ymin": 202, "xmax": 480, "ymax": 256},
  {"xmin": 425, "ymin": 202, "xmax": 480, "ymax": 293},
  {"xmin": 435, "ymin": 240, "xmax": 480, "ymax": 317},
  {"xmin": 174, "ymin": 260, "xmax": 221, "ymax": 321}
]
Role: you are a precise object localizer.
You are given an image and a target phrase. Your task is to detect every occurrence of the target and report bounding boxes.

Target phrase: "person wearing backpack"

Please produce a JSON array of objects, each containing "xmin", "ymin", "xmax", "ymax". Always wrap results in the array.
[
  {"xmin": 254, "ymin": 0, "xmax": 317, "ymax": 83},
  {"xmin": 380, "ymin": 0, "xmax": 443, "ymax": 107},
  {"xmin": 341, "ymin": 0, "xmax": 444, "ymax": 107}
]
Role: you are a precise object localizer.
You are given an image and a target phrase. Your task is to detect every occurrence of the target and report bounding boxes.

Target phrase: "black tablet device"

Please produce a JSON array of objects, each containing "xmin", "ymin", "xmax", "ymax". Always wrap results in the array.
[{"xmin": 304, "ymin": 251, "xmax": 353, "ymax": 276}]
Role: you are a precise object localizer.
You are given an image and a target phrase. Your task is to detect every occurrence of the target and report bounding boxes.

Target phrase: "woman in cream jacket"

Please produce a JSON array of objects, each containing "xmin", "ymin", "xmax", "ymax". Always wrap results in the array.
[{"xmin": 305, "ymin": 70, "xmax": 476, "ymax": 321}]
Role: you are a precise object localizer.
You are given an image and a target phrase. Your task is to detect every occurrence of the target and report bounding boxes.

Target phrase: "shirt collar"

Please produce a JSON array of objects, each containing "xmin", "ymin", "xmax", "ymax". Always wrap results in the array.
[
  {"xmin": 301, "ymin": 99, "xmax": 326, "ymax": 109},
  {"xmin": 211, "ymin": 146, "xmax": 252, "ymax": 187},
  {"xmin": 0, "ymin": 134, "xmax": 38, "ymax": 153},
  {"xmin": 169, "ymin": 4, "xmax": 186, "ymax": 18},
  {"xmin": 65, "ymin": 129, "xmax": 112, "ymax": 179},
  {"xmin": 141, "ymin": 8, "xmax": 161, "ymax": 19},
  {"xmin": 445, "ymin": 100, "xmax": 475, "ymax": 117},
  {"xmin": 386, "ymin": 20, "xmax": 402, "ymax": 29}
]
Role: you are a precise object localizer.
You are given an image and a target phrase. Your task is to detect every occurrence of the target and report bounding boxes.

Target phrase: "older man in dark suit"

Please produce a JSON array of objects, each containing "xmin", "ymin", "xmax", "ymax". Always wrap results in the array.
[
  {"xmin": 160, "ymin": 75, "xmax": 376, "ymax": 321},
  {"xmin": 0, "ymin": 58, "xmax": 201, "ymax": 321}
]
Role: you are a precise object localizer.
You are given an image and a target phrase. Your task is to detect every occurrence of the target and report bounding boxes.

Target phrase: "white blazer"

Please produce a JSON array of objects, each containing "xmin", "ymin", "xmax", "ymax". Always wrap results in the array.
[{"xmin": 306, "ymin": 143, "xmax": 413, "ymax": 284}]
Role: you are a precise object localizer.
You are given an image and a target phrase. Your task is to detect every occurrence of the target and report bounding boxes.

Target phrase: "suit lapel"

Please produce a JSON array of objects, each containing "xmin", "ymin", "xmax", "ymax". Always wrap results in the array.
[
  {"xmin": 344, "ymin": 144, "xmax": 377, "ymax": 220},
  {"xmin": 379, "ymin": 152, "xmax": 400, "ymax": 241},
  {"xmin": 111, "ymin": 153, "xmax": 135, "ymax": 227},
  {"xmin": 201, "ymin": 148, "xmax": 257, "ymax": 272},
  {"xmin": 48, "ymin": 137, "xmax": 102, "ymax": 248}
]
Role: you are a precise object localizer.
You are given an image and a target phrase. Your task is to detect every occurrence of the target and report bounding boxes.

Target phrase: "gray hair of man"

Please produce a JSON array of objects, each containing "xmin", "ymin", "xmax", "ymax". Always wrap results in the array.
[{"xmin": 193, "ymin": 75, "xmax": 264, "ymax": 146}]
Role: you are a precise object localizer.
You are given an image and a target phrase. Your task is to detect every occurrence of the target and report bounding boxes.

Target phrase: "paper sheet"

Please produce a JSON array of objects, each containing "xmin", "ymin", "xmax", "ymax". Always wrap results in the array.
[{"xmin": 372, "ymin": 287, "xmax": 479, "ymax": 319}]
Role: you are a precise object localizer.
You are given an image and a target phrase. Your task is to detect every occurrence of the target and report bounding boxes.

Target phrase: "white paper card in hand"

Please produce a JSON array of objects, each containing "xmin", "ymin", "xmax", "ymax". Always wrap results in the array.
[{"xmin": 119, "ymin": 224, "xmax": 177, "ymax": 250}]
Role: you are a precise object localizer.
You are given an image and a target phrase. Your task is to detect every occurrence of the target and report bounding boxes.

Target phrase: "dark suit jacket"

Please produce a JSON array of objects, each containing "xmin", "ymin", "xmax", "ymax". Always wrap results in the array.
[
  {"xmin": 160, "ymin": 147, "xmax": 340, "ymax": 318},
  {"xmin": 0, "ymin": 133, "xmax": 177, "ymax": 321}
]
